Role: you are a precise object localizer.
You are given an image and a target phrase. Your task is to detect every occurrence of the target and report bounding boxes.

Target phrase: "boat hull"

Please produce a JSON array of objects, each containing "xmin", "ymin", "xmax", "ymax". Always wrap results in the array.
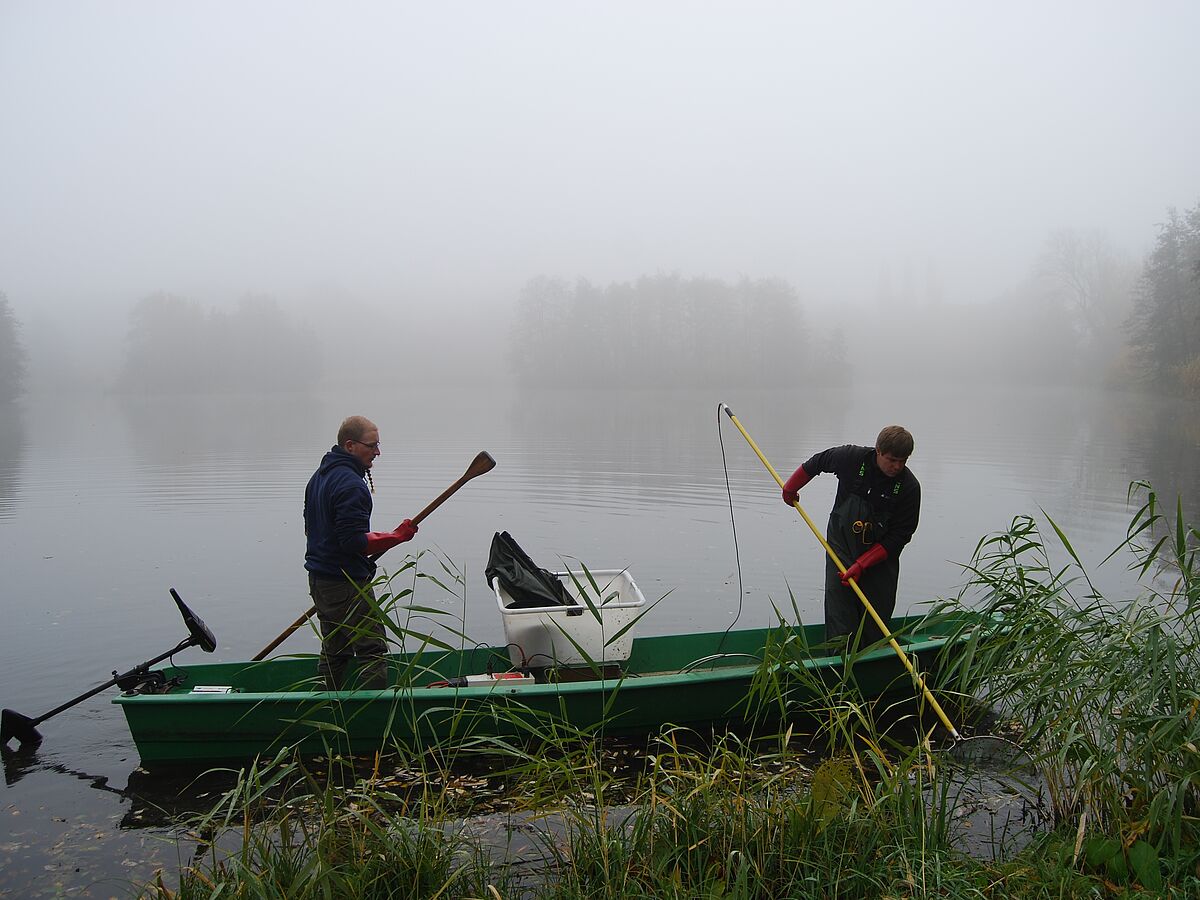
[{"xmin": 114, "ymin": 614, "xmax": 972, "ymax": 764}]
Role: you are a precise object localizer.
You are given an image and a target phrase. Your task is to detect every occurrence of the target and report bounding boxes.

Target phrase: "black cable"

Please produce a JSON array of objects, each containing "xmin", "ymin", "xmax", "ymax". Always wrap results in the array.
[
  {"xmin": 499, "ymin": 642, "xmax": 529, "ymax": 668},
  {"xmin": 716, "ymin": 402, "xmax": 745, "ymax": 653}
]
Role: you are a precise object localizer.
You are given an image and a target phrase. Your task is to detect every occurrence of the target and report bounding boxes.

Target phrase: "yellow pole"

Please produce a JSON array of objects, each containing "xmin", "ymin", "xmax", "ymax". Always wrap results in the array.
[{"xmin": 721, "ymin": 403, "xmax": 960, "ymax": 740}]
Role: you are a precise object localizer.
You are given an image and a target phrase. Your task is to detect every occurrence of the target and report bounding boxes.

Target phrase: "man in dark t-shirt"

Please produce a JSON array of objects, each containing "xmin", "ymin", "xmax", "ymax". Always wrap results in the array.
[{"xmin": 780, "ymin": 425, "xmax": 920, "ymax": 646}]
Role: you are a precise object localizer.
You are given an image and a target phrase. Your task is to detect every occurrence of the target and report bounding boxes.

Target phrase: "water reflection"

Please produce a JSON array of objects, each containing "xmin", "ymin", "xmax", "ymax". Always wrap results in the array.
[
  {"xmin": 0, "ymin": 745, "xmax": 234, "ymax": 898},
  {"xmin": 117, "ymin": 391, "xmax": 327, "ymax": 463},
  {"xmin": 2, "ymin": 745, "xmax": 124, "ymax": 798},
  {"xmin": 1115, "ymin": 392, "xmax": 1200, "ymax": 507},
  {"xmin": 0, "ymin": 400, "xmax": 26, "ymax": 519},
  {"xmin": 116, "ymin": 391, "xmax": 330, "ymax": 510},
  {"xmin": 0, "ymin": 742, "xmax": 41, "ymax": 787},
  {"xmin": 500, "ymin": 387, "xmax": 853, "ymax": 484}
]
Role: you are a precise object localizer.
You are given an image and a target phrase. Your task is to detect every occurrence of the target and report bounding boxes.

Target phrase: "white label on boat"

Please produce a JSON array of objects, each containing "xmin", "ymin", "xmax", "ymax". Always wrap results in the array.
[{"xmin": 190, "ymin": 685, "xmax": 235, "ymax": 693}]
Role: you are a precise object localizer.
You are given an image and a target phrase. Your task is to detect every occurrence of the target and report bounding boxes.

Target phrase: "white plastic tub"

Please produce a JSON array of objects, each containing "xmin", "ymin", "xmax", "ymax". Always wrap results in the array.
[{"xmin": 492, "ymin": 569, "xmax": 647, "ymax": 668}]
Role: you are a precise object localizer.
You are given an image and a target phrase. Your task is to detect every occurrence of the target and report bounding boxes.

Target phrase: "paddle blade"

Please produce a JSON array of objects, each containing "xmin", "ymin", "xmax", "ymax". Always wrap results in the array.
[
  {"xmin": 170, "ymin": 589, "xmax": 217, "ymax": 653},
  {"xmin": 467, "ymin": 451, "xmax": 497, "ymax": 479},
  {"xmin": 1, "ymin": 709, "xmax": 41, "ymax": 747}
]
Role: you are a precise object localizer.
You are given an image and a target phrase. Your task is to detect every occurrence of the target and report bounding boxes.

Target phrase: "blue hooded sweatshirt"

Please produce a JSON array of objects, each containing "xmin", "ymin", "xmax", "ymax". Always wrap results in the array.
[{"xmin": 304, "ymin": 446, "xmax": 375, "ymax": 581}]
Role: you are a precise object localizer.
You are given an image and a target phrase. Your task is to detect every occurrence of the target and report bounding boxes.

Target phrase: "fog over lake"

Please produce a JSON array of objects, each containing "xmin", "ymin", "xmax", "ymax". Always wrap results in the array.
[
  {"xmin": 2, "ymin": 2, "xmax": 1200, "ymax": 896},
  {"xmin": 2, "ymin": 3, "xmax": 1199, "ymax": 397}
]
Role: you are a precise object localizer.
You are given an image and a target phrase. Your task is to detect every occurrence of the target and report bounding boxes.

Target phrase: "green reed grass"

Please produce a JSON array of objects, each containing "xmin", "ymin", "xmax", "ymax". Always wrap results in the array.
[
  {"xmin": 138, "ymin": 499, "xmax": 1200, "ymax": 897},
  {"xmin": 145, "ymin": 749, "xmax": 506, "ymax": 899},
  {"xmin": 933, "ymin": 481, "xmax": 1200, "ymax": 889}
]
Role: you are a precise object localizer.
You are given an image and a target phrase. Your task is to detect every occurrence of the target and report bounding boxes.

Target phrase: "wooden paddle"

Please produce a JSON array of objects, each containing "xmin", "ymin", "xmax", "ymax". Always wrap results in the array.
[
  {"xmin": 720, "ymin": 404, "xmax": 962, "ymax": 740},
  {"xmin": 253, "ymin": 450, "xmax": 496, "ymax": 661}
]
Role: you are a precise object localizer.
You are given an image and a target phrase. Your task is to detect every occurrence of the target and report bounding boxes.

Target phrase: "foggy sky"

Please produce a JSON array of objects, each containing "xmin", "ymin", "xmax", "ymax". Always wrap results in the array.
[{"xmin": 2, "ymin": 2, "xmax": 1198, "ymax": 379}]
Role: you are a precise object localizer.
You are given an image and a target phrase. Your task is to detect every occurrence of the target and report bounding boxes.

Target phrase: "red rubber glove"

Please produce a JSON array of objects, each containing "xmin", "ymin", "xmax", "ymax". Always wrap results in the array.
[
  {"xmin": 363, "ymin": 519, "xmax": 418, "ymax": 556},
  {"xmin": 840, "ymin": 542, "xmax": 888, "ymax": 585},
  {"xmin": 781, "ymin": 465, "xmax": 811, "ymax": 505}
]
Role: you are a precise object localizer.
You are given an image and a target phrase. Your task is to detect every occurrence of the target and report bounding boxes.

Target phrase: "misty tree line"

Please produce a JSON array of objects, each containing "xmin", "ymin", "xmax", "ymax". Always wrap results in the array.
[
  {"xmin": 509, "ymin": 274, "xmax": 846, "ymax": 388},
  {"xmin": 0, "ymin": 292, "xmax": 28, "ymax": 402},
  {"xmin": 2, "ymin": 200, "xmax": 1200, "ymax": 397},
  {"xmin": 1128, "ymin": 203, "xmax": 1200, "ymax": 391},
  {"xmin": 507, "ymin": 203, "xmax": 1200, "ymax": 392},
  {"xmin": 116, "ymin": 293, "xmax": 322, "ymax": 394},
  {"xmin": 937, "ymin": 226, "xmax": 1139, "ymax": 387}
]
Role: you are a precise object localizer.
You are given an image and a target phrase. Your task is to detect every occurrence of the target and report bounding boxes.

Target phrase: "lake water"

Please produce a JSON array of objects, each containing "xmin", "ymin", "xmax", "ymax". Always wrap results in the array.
[{"xmin": 1, "ymin": 383, "xmax": 1197, "ymax": 895}]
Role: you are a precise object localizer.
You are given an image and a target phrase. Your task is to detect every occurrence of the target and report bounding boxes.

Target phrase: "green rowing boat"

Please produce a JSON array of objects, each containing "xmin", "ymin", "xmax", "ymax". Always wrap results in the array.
[{"xmin": 113, "ymin": 611, "xmax": 976, "ymax": 765}]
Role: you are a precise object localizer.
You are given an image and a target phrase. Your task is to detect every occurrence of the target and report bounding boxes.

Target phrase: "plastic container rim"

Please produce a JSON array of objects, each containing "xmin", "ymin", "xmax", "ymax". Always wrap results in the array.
[{"xmin": 491, "ymin": 569, "xmax": 647, "ymax": 615}]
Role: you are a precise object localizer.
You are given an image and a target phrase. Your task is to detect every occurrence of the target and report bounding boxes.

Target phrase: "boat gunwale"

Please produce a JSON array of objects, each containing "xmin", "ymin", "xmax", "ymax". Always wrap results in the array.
[{"xmin": 113, "ymin": 630, "xmax": 967, "ymax": 706}]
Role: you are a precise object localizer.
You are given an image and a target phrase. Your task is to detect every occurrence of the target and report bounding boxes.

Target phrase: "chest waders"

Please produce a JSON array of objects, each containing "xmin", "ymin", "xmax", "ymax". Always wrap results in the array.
[
  {"xmin": 824, "ymin": 462, "xmax": 902, "ymax": 645},
  {"xmin": 721, "ymin": 404, "xmax": 964, "ymax": 741}
]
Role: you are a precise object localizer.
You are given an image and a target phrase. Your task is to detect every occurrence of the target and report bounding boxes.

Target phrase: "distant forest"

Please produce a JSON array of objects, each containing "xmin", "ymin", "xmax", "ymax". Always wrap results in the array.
[
  {"xmin": 0, "ymin": 292, "xmax": 28, "ymax": 402},
  {"xmin": 2, "ymin": 201, "xmax": 1199, "ymax": 397},
  {"xmin": 1128, "ymin": 204, "xmax": 1200, "ymax": 391},
  {"xmin": 507, "ymin": 202, "xmax": 1200, "ymax": 391},
  {"xmin": 508, "ymin": 273, "xmax": 845, "ymax": 388},
  {"xmin": 114, "ymin": 293, "xmax": 321, "ymax": 394}
]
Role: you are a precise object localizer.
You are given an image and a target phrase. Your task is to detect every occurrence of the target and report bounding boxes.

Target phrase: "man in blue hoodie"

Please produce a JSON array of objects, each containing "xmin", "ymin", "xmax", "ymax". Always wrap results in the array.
[{"xmin": 304, "ymin": 415, "xmax": 417, "ymax": 689}]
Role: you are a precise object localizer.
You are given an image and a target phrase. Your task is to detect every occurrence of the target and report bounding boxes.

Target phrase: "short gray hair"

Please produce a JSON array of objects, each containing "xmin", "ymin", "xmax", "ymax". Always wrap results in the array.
[{"xmin": 337, "ymin": 415, "xmax": 376, "ymax": 446}]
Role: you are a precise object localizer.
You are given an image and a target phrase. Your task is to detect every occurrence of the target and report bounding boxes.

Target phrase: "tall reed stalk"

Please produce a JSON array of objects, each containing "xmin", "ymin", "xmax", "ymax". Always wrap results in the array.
[{"xmin": 934, "ymin": 482, "xmax": 1200, "ymax": 888}]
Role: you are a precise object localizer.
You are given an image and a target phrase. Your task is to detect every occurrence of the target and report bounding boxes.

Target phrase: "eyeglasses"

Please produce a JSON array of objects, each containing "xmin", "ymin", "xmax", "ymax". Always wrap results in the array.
[{"xmin": 351, "ymin": 440, "xmax": 381, "ymax": 451}]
